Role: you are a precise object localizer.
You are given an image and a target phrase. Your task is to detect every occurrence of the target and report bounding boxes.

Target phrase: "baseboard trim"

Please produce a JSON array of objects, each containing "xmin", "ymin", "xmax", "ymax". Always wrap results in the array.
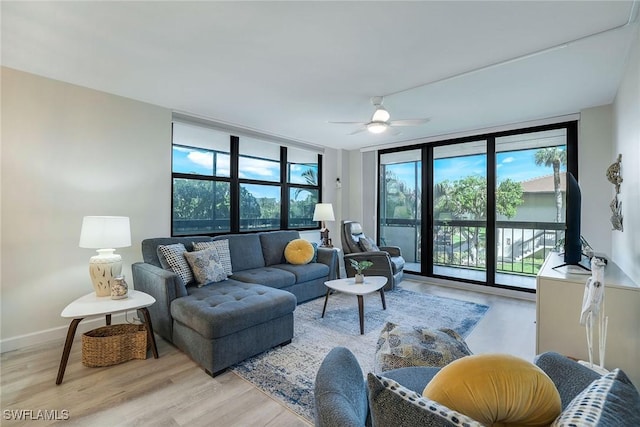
[
  {"xmin": 0, "ymin": 312, "xmax": 134, "ymax": 354},
  {"xmin": 404, "ymin": 273, "xmax": 536, "ymax": 302}
]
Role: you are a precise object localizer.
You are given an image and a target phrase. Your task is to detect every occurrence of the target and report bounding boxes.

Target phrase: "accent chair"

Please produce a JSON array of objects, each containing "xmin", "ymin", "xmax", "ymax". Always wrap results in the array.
[{"xmin": 341, "ymin": 220, "xmax": 405, "ymax": 291}]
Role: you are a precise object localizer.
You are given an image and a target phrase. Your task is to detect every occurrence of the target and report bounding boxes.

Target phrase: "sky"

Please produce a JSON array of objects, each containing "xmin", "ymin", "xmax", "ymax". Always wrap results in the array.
[
  {"xmin": 172, "ymin": 146, "xmax": 317, "ymax": 199},
  {"xmin": 387, "ymin": 147, "xmax": 567, "ymax": 190}
]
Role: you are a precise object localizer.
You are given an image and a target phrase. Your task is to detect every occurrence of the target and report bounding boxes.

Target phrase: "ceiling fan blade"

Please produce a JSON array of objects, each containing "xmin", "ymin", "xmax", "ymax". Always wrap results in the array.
[
  {"xmin": 348, "ymin": 127, "xmax": 367, "ymax": 135},
  {"xmin": 328, "ymin": 121, "xmax": 367, "ymax": 125},
  {"xmin": 389, "ymin": 118, "xmax": 430, "ymax": 126}
]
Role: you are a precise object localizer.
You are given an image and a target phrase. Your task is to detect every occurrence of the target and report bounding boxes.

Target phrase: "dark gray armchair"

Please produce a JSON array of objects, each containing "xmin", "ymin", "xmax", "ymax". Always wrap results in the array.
[{"xmin": 341, "ymin": 220, "xmax": 404, "ymax": 291}]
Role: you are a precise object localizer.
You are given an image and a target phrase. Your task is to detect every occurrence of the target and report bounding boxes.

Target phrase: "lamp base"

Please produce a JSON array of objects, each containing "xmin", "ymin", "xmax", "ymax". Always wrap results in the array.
[
  {"xmin": 320, "ymin": 229, "xmax": 333, "ymax": 248},
  {"xmin": 89, "ymin": 250, "xmax": 123, "ymax": 297}
]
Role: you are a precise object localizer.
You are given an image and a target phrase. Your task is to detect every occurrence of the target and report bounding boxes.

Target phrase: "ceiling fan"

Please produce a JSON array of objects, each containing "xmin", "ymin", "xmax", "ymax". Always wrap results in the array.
[{"xmin": 329, "ymin": 96, "xmax": 430, "ymax": 135}]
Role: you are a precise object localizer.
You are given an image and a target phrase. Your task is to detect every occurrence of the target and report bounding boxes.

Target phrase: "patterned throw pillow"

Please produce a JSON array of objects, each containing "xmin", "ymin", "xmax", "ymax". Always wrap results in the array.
[
  {"xmin": 158, "ymin": 243, "xmax": 194, "ymax": 285},
  {"xmin": 552, "ymin": 368, "xmax": 640, "ymax": 426},
  {"xmin": 193, "ymin": 240, "xmax": 232, "ymax": 276},
  {"xmin": 367, "ymin": 373, "xmax": 483, "ymax": 427},
  {"xmin": 184, "ymin": 247, "xmax": 227, "ymax": 286},
  {"xmin": 359, "ymin": 236, "xmax": 380, "ymax": 252},
  {"xmin": 375, "ymin": 322, "xmax": 472, "ymax": 372}
]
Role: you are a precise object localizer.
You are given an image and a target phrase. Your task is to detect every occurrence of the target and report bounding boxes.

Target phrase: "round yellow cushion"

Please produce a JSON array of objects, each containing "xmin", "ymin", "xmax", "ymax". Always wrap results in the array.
[
  {"xmin": 284, "ymin": 239, "xmax": 315, "ymax": 265},
  {"xmin": 422, "ymin": 354, "xmax": 561, "ymax": 427}
]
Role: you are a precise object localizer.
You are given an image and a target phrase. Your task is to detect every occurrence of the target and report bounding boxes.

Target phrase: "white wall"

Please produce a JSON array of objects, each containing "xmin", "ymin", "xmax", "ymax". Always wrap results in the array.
[
  {"xmin": 1, "ymin": 68, "xmax": 172, "ymax": 351},
  {"xmin": 612, "ymin": 25, "xmax": 640, "ymax": 284},
  {"xmin": 579, "ymin": 104, "xmax": 613, "ymax": 257}
]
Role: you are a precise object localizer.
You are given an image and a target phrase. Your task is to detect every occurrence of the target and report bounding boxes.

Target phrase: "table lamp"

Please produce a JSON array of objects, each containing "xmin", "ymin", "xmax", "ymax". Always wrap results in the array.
[
  {"xmin": 79, "ymin": 216, "xmax": 131, "ymax": 297},
  {"xmin": 313, "ymin": 203, "xmax": 335, "ymax": 247}
]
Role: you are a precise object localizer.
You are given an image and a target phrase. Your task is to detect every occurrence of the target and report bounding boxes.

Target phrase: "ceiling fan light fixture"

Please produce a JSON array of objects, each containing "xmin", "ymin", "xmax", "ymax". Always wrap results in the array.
[
  {"xmin": 371, "ymin": 107, "xmax": 390, "ymax": 122},
  {"xmin": 367, "ymin": 122, "xmax": 387, "ymax": 134}
]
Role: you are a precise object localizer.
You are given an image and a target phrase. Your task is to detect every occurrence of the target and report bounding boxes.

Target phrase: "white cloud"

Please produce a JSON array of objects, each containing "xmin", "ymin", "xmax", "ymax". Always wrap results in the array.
[
  {"xmin": 502, "ymin": 156, "xmax": 516, "ymax": 164},
  {"xmin": 238, "ymin": 157, "xmax": 278, "ymax": 179},
  {"xmin": 187, "ymin": 151, "xmax": 213, "ymax": 168}
]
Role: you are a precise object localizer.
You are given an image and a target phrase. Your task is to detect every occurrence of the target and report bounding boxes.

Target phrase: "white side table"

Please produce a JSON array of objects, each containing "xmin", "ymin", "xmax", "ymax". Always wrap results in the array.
[
  {"xmin": 56, "ymin": 290, "xmax": 159, "ymax": 385},
  {"xmin": 322, "ymin": 276, "xmax": 388, "ymax": 334}
]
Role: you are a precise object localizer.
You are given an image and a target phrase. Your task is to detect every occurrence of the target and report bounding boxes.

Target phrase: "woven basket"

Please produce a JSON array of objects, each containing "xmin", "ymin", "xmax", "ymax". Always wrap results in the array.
[{"xmin": 82, "ymin": 324, "xmax": 147, "ymax": 367}]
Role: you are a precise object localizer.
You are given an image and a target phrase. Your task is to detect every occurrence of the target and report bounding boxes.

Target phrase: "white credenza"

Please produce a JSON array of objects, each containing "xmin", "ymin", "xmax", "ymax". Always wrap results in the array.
[{"xmin": 536, "ymin": 252, "xmax": 640, "ymax": 386}]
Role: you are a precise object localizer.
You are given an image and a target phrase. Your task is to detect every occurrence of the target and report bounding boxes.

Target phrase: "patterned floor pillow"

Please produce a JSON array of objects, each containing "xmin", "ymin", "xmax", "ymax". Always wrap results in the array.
[{"xmin": 375, "ymin": 321, "xmax": 472, "ymax": 372}]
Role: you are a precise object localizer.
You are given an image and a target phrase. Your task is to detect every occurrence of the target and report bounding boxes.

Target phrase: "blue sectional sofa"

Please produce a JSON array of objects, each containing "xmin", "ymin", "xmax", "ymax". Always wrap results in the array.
[{"xmin": 132, "ymin": 230, "xmax": 338, "ymax": 376}]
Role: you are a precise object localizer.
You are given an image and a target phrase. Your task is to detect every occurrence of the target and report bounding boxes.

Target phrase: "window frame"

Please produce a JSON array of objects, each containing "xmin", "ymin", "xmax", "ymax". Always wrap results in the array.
[{"xmin": 171, "ymin": 121, "xmax": 323, "ymax": 237}]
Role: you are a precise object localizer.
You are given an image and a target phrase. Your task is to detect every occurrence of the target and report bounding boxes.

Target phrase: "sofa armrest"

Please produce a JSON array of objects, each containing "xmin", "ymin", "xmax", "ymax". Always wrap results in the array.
[
  {"xmin": 317, "ymin": 247, "xmax": 339, "ymax": 280},
  {"xmin": 379, "ymin": 246, "xmax": 402, "ymax": 257},
  {"xmin": 534, "ymin": 351, "xmax": 601, "ymax": 409},
  {"xmin": 132, "ymin": 262, "xmax": 187, "ymax": 343}
]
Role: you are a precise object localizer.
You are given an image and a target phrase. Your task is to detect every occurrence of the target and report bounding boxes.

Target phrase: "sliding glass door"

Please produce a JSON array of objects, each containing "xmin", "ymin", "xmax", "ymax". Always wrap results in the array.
[
  {"xmin": 379, "ymin": 150, "xmax": 422, "ymax": 273},
  {"xmin": 377, "ymin": 121, "xmax": 577, "ymax": 292},
  {"xmin": 432, "ymin": 142, "xmax": 487, "ymax": 283},
  {"xmin": 494, "ymin": 129, "xmax": 568, "ymax": 290}
]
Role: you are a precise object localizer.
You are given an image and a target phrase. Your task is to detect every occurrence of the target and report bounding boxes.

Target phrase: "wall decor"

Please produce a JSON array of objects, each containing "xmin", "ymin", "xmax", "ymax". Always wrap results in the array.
[{"xmin": 606, "ymin": 154, "xmax": 623, "ymax": 231}]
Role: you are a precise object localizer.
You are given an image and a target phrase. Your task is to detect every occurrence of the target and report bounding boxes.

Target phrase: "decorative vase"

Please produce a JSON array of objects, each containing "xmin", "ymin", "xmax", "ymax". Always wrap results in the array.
[
  {"xmin": 355, "ymin": 274, "xmax": 364, "ymax": 284},
  {"xmin": 111, "ymin": 275, "xmax": 128, "ymax": 300}
]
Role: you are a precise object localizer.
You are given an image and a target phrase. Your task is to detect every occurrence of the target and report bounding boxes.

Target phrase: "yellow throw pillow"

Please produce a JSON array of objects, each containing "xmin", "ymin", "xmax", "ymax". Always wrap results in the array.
[
  {"xmin": 284, "ymin": 239, "xmax": 315, "ymax": 265},
  {"xmin": 422, "ymin": 354, "xmax": 561, "ymax": 427}
]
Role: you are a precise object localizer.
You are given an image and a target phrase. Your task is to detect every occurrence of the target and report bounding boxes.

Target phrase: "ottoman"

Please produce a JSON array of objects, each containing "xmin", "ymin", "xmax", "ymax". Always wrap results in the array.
[
  {"xmin": 374, "ymin": 321, "xmax": 472, "ymax": 373},
  {"xmin": 170, "ymin": 280, "xmax": 297, "ymax": 375}
]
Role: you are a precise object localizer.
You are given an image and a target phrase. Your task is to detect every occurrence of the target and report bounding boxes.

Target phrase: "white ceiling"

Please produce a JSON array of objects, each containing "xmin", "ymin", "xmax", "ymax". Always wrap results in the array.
[{"xmin": 2, "ymin": 1, "xmax": 638, "ymax": 151}]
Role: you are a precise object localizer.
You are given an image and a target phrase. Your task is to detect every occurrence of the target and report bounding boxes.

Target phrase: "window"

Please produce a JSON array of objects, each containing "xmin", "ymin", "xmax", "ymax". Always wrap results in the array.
[{"xmin": 171, "ymin": 119, "xmax": 322, "ymax": 236}]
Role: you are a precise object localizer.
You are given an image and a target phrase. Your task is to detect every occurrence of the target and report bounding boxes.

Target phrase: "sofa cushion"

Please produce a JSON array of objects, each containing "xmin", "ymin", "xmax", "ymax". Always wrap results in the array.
[
  {"xmin": 272, "ymin": 262, "xmax": 329, "ymax": 283},
  {"xmin": 183, "ymin": 247, "xmax": 227, "ymax": 287},
  {"xmin": 230, "ymin": 267, "xmax": 296, "ymax": 289},
  {"xmin": 158, "ymin": 243, "xmax": 194, "ymax": 286},
  {"xmin": 260, "ymin": 230, "xmax": 300, "ymax": 266},
  {"xmin": 193, "ymin": 240, "xmax": 232, "ymax": 275},
  {"xmin": 375, "ymin": 322, "xmax": 472, "ymax": 372},
  {"xmin": 367, "ymin": 373, "xmax": 483, "ymax": 427},
  {"xmin": 423, "ymin": 354, "xmax": 561, "ymax": 427},
  {"xmin": 214, "ymin": 234, "xmax": 265, "ymax": 271},
  {"xmin": 171, "ymin": 280, "xmax": 296, "ymax": 339},
  {"xmin": 552, "ymin": 368, "xmax": 640, "ymax": 427},
  {"xmin": 284, "ymin": 238, "xmax": 315, "ymax": 265}
]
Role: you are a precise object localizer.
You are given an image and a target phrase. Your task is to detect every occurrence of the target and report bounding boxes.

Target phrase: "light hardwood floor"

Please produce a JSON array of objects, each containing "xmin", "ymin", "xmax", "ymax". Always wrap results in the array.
[{"xmin": 1, "ymin": 281, "xmax": 536, "ymax": 427}]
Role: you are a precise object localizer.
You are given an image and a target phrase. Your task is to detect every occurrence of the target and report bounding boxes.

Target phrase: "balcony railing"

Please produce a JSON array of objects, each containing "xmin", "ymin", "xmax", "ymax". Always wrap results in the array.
[{"xmin": 380, "ymin": 219, "xmax": 564, "ymax": 277}]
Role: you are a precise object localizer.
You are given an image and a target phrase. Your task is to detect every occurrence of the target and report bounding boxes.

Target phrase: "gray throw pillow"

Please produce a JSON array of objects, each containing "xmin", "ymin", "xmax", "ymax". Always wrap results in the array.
[
  {"xmin": 183, "ymin": 247, "xmax": 227, "ymax": 287},
  {"xmin": 367, "ymin": 373, "xmax": 483, "ymax": 427},
  {"xmin": 359, "ymin": 236, "xmax": 380, "ymax": 252},
  {"xmin": 375, "ymin": 322, "xmax": 472, "ymax": 372},
  {"xmin": 552, "ymin": 368, "xmax": 640, "ymax": 426}
]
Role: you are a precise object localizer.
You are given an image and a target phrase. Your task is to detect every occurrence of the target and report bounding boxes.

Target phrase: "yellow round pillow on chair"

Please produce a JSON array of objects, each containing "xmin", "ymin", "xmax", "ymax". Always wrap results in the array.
[
  {"xmin": 422, "ymin": 354, "xmax": 561, "ymax": 426},
  {"xmin": 284, "ymin": 239, "xmax": 315, "ymax": 265}
]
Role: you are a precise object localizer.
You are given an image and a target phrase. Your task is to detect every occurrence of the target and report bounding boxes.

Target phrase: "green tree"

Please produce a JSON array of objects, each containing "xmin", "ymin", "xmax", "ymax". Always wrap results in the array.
[
  {"xmin": 435, "ymin": 176, "xmax": 523, "ymax": 264},
  {"xmin": 384, "ymin": 169, "xmax": 419, "ymax": 219},
  {"xmin": 534, "ymin": 147, "xmax": 567, "ymax": 223}
]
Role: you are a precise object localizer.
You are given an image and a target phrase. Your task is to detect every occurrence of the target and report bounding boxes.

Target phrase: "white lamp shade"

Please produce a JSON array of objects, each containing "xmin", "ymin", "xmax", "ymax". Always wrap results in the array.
[
  {"xmin": 313, "ymin": 203, "xmax": 335, "ymax": 222},
  {"xmin": 79, "ymin": 216, "xmax": 131, "ymax": 249},
  {"xmin": 367, "ymin": 122, "xmax": 388, "ymax": 134}
]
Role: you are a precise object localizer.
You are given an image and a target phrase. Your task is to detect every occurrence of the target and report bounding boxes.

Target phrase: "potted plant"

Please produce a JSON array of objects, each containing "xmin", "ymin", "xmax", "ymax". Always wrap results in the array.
[{"xmin": 349, "ymin": 259, "xmax": 373, "ymax": 284}]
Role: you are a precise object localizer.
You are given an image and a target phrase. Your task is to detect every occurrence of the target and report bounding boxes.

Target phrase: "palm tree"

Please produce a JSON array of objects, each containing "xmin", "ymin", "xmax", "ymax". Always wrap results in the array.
[{"xmin": 534, "ymin": 147, "xmax": 567, "ymax": 222}]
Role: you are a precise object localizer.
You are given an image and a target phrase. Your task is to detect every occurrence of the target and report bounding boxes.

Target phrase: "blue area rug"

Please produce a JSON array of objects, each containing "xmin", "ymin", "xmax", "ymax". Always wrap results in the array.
[{"xmin": 231, "ymin": 284, "xmax": 489, "ymax": 422}]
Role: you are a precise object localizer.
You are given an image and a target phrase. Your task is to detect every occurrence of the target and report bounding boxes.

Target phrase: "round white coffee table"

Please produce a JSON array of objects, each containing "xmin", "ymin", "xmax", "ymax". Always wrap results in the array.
[
  {"xmin": 322, "ymin": 276, "xmax": 388, "ymax": 334},
  {"xmin": 56, "ymin": 290, "xmax": 159, "ymax": 385}
]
